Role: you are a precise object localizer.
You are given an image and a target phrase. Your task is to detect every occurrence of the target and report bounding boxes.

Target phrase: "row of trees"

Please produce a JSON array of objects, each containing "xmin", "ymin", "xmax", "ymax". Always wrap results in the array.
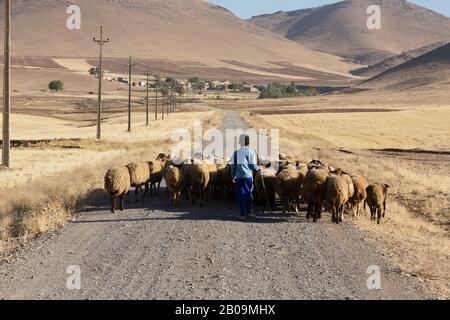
[{"xmin": 258, "ymin": 82, "xmax": 319, "ymax": 99}]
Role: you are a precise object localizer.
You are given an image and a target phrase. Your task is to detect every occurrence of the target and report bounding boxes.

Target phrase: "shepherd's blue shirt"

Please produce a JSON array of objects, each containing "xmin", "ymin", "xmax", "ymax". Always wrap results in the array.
[{"xmin": 231, "ymin": 147, "xmax": 259, "ymax": 179}]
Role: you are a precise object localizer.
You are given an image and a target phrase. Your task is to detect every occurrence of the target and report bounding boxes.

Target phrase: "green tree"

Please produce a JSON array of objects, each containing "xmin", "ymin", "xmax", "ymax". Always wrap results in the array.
[
  {"xmin": 160, "ymin": 85, "xmax": 169, "ymax": 96},
  {"xmin": 89, "ymin": 67, "xmax": 100, "ymax": 76},
  {"xmin": 286, "ymin": 82, "xmax": 298, "ymax": 95},
  {"xmin": 48, "ymin": 80, "xmax": 64, "ymax": 92}
]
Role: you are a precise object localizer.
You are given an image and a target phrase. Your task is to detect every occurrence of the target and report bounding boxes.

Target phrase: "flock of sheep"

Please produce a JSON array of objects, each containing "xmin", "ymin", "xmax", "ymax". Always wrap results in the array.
[{"xmin": 104, "ymin": 153, "xmax": 390, "ymax": 224}]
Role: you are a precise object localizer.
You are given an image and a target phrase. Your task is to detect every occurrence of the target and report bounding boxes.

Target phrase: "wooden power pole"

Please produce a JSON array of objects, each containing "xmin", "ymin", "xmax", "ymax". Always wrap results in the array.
[
  {"xmin": 125, "ymin": 56, "xmax": 136, "ymax": 132},
  {"xmin": 144, "ymin": 67, "xmax": 151, "ymax": 126},
  {"xmin": 2, "ymin": 0, "xmax": 11, "ymax": 168},
  {"xmin": 93, "ymin": 26, "xmax": 110, "ymax": 140},
  {"xmin": 154, "ymin": 74, "xmax": 160, "ymax": 120}
]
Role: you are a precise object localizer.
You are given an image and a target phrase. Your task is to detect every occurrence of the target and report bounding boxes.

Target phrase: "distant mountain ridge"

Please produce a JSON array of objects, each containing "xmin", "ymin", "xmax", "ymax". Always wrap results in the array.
[
  {"xmin": 360, "ymin": 43, "xmax": 450, "ymax": 90},
  {"xmin": 250, "ymin": 0, "xmax": 450, "ymax": 65}
]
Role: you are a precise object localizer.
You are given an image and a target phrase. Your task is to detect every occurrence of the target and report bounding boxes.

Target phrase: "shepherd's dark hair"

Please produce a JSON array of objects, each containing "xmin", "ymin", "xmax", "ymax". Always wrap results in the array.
[{"xmin": 240, "ymin": 134, "xmax": 250, "ymax": 147}]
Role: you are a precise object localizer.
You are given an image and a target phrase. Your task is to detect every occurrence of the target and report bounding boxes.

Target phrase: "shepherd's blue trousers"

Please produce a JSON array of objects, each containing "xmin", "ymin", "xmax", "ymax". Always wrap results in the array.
[{"xmin": 235, "ymin": 178, "xmax": 254, "ymax": 216}]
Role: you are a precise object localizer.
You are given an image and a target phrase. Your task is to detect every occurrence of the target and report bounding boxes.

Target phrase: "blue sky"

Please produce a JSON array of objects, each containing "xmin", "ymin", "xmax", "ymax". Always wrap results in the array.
[{"xmin": 208, "ymin": 0, "xmax": 450, "ymax": 19}]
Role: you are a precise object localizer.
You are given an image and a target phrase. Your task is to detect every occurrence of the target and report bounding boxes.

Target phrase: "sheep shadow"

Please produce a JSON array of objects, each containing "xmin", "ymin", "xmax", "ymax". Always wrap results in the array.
[{"xmin": 75, "ymin": 186, "xmax": 306, "ymax": 225}]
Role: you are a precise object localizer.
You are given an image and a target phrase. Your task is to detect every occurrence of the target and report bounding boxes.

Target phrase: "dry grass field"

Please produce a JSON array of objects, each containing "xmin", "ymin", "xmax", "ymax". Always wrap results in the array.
[{"xmin": 240, "ymin": 89, "xmax": 450, "ymax": 297}]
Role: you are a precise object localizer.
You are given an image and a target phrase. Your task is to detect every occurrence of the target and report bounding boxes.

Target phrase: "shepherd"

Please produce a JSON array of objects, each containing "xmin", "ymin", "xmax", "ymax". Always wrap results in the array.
[{"xmin": 231, "ymin": 134, "xmax": 262, "ymax": 221}]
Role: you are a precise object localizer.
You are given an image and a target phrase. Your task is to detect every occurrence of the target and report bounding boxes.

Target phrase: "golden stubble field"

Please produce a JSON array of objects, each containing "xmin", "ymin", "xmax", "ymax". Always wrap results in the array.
[{"xmin": 239, "ymin": 88, "xmax": 450, "ymax": 297}]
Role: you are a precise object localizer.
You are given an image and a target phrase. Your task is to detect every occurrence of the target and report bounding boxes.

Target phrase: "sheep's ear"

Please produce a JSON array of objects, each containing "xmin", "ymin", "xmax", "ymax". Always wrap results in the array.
[{"xmin": 385, "ymin": 184, "xmax": 391, "ymax": 189}]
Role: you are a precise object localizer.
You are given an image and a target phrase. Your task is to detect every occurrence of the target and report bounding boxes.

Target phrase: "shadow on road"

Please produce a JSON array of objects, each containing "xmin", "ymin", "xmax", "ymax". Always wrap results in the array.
[{"xmin": 75, "ymin": 187, "xmax": 305, "ymax": 225}]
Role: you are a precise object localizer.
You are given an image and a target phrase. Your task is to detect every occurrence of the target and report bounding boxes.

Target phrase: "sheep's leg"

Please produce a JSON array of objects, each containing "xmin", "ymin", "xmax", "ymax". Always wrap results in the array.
[
  {"xmin": 201, "ymin": 187, "xmax": 206, "ymax": 207},
  {"xmin": 306, "ymin": 202, "xmax": 312, "ymax": 219},
  {"xmin": 119, "ymin": 194, "xmax": 125, "ymax": 211},
  {"xmin": 135, "ymin": 187, "xmax": 140, "ymax": 203},
  {"xmin": 111, "ymin": 195, "xmax": 116, "ymax": 214},
  {"xmin": 127, "ymin": 191, "xmax": 131, "ymax": 204},
  {"xmin": 383, "ymin": 200, "xmax": 387, "ymax": 218},
  {"xmin": 143, "ymin": 183, "xmax": 149, "ymax": 199},
  {"xmin": 339, "ymin": 204, "xmax": 344, "ymax": 223},
  {"xmin": 377, "ymin": 208, "xmax": 382, "ymax": 224},
  {"xmin": 158, "ymin": 181, "xmax": 162, "ymax": 196},
  {"xmin": 331, "ymin": 206, "xmax": 336, "ymax": 224},
  {"xmin": 189, "ymin": 187, "xmax": 195, "ymax": 206},
  {"xmin": 171, "ymin": 192, "xmax": 176, "ymax": 207},
  {"xmin": 295, "ymin": 196, "xmax": 300, "ymax": 214}
]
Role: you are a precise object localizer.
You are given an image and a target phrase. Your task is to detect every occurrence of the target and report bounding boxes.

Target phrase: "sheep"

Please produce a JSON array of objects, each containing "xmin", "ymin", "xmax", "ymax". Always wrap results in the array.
[
  {"xmin": 204, "ymin": 158, "xmax": 219, "ymax": 198},
  {"xmin": 149, "ymin": 153, "xmax": 168, "ymax": 197},
  {"xmin": 365, "ymin": 184, "xmax": 390, "ymax": 224},
  {"xmin": 104, "ymin": 167, "xmax": 131, "ymax": 213},
  {"xmin": 126, "ymin": 161, "xmax": 151, "ymax": 202},
  {"xmin": 220, "ymin": 164, "xmax": 235, "ymax": 201},
  {"xmin": 184, "ymin": 160, "xmax": 210, "ymax": 207},
  {"xmin": 325, "ymin": 175, "xmax": 352, "ymax": 224},
  {"xmin": 164, "ymin": 165, "xmax": 183, "ymax": 207},
  {"xmin": 349, "ymin": 175, "xmax": 369, "ymax": 219},
  {"xmin": 254, "ymin": 166, "xmax": 277, "ymax": 213},
  {"xmin": 214, "ymin": 162, "xmax": 228, "ymax": 197},
  {"xmin": 274, "ymin": 163, "xmax": 308, "ymax": 213},
  {"xmin": 302, "ymin": 169, "xmax": 329, "ymax": 222}
]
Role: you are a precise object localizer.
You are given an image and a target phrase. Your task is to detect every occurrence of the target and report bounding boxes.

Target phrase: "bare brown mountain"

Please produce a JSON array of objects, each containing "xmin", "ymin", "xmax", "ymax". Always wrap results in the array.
[
  {"xmin": 0, "ymin": 0, "xmax": 356, "ymax": 82},
  {"xmin": 250, "ymin": 0, "xmax": 450, "ymax": 65},
  {"xmin": 360, "ymin": 43, "xmax": 450, "ymax": 90},
  {"xmin": 351, "ymin": 42, "xmax": 447, "ymax": 77}
]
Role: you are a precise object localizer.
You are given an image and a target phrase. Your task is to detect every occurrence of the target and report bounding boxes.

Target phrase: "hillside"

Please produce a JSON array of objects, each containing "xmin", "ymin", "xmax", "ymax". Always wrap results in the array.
[
  {"xmin": 360, "ymin": 43, "xmax": 450, "ymax": 90},
  {"xmin": 250, "ymin": 0, "xmax": 450, "ymax": 65},
  {"xmin": 0, "ymin": 0, "xmax": 356, "ymax": 83},
  {"xmin": 351, "ymin": 42, "xmax": 447, "ymax": 77}
]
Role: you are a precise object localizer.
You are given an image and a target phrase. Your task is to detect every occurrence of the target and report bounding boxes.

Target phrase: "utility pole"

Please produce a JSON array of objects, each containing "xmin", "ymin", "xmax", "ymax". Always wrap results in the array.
[
  {"xmin": 143, "ymin": 67, "xmax": 151, "ymax": 126},
  {"xmin": 93, "ymin": 26, "xmax": 110, "ymax": 140},
  {"xmin": 154, "ymin": 74, "xmax": 160, "ymax": 120},
  {"xmin": 125, "ymin": 56, "xmax": 136, "ymax": 132},
  {"xmin": 173, "ymin": 92, "xmax": 177, "ymax": 113},
  {"xmin": 162, "ymin": 95, "xmax": 165, "ymax": 121},
  {"xmin": 167, "ymin": 90, "xmax": 170, "ymax": 116},
  {"xmin": 2, "ymin": 0, "xmax": 11, "ymax": 168}
]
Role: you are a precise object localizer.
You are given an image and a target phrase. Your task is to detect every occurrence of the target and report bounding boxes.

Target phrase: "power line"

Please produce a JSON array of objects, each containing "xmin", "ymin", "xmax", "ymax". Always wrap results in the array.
[{"xmin": 93, "ymin": 26, "xmax": 110, "ymax": 140}]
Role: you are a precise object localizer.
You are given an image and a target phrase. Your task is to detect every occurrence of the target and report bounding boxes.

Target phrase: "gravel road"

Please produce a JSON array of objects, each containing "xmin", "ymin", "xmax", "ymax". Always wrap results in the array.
[{"xmin": 0, "ymin": 112, "xmax": 433, "ymax": 300}]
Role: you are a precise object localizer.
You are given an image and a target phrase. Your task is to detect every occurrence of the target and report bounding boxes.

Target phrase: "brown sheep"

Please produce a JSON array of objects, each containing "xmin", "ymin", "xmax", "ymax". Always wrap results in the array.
[
  {"xmin": 274, "ymin": 164, "xmax": 307, "ymax": 213},
  {"xmin": 254, "ymin": 167, "xmax": 277, "ymax": 213},
  {"xmin": 325, "ymin": 175, "xmax": 352, "ymax": 224},
  {"xmin": 104, "ymin": 167, "xmax": 131, "ymax": 213},
  {"xmin": 149, "ymin": 153, "xmax": 168, "ymax": 197},
  {"xmin": 126, "ymin": 161, "xmax": 151, "ymax": 202},
  {"xmin": 220, "ymin": 164, "xmax": 235, "ymax": 201},
  {"xmin": 164, "ymin": 165, "xmax": 183, "ymax": 207},
  {"xmin": 204, "ymin": 159, "xmax": 219, "ymax": 198},
  {"xmin": 214, "ymin": 162, "xmax": 228, "ymax": 197},
  {"xmin": 349, "ymin": 175, "xmax": 369, "ymax": 219},
  {"xmin": 365, "ymin": 184, "xmax": 390, "ymax": 224},
  {"xmin": 302, "ymin": 169, "xmax": 329, "ymax": 222},
  {"xmin": 184, "ymin": 160, "xmax": 210, "ymax": 207}
]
